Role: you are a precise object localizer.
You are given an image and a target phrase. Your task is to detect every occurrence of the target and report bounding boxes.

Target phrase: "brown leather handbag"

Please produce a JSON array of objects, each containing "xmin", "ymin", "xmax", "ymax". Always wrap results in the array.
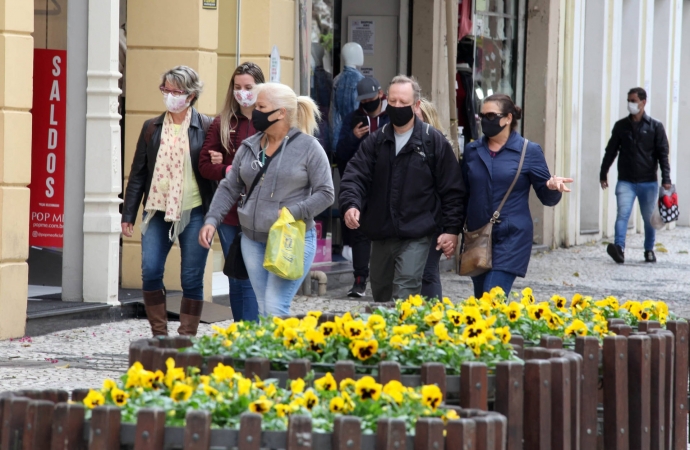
[{"xmin": 459, "ymin": 139, "xmax": 528, "ymax": 277}]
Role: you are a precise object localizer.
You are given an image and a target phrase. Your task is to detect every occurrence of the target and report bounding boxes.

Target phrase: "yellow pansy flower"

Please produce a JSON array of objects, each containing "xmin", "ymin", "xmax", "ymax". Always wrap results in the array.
[
  {"xmin": 355, "ymin": 376, "xmax": 382, "ymax": 401},
  {"xmin": 170, "ymin": 383, "xmax": 193, "ymax": 402},
  {"xmin": 495, "ymin": 326, "xmax": 511, "ymax": 344},
  {"xmin": 343, "ymin": 320, "xmax": 366, "ymax": 339},
  {"xmin": 424, "ymin": 311, "xmax": 444, "ymax": 326},
  {"xmin": 83, "ymin": 390, "xmax": 105, "ymax": 409},
  {"xmin": 304, "ymin": 390, "xmax": 319, "ymax": 410},
  {"xmin": 421, "ymin": 385, "xmax": 443, "ymax": 411},
  {"xmin": 314, "ymin": 372, "xmax": 337, "ymax": 391},
  {"xmin": 565, "ymin": 319, "xmax": 588, "ymax": 337},
  {"xmin": 382, "ymin": 380, "xmax": 406, "ymax": 404},
  {"xmin": 351, "ymin": 339, "xmax": 379, "ymax": 361},
  {"xmin": 290, "ymin": 378, "xmax": 306, "ymax": 394},
  {"xmin": 102, "ymin": 379, "xmax": 117, "ymax": 392},
  {"xmin": 367, "ymin": 315, "xmax": 387, "ymax": 331},
  {"xmin": 329, "ymin": 397, "xmax": 345, "ymax": 413},
  {"xmin": 249, "ymin": 396, "xmax": 273, "ymax": 414}
]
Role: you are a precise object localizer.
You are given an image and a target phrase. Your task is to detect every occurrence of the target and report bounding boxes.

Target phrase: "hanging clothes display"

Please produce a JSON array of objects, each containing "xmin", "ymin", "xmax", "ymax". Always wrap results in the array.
[{"xmin": 458, "ymin": 0, "xmax": 473, "ymax": 41}]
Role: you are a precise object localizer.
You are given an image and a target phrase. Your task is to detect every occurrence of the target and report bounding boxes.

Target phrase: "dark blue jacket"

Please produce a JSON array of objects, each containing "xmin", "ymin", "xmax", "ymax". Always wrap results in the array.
[
  {"xmin": 334, "ymin": 108, "xmax": 390, "ymax": 175},
  {"xmin": 461, "ymin": 132, "xmax": 562, "ymax": 277}
]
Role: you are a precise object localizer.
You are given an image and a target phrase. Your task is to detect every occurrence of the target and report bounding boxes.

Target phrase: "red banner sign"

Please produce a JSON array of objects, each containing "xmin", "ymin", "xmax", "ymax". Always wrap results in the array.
[{"xmin": 29, "ymin": 49, "xmax": 67, "ymax": 248}]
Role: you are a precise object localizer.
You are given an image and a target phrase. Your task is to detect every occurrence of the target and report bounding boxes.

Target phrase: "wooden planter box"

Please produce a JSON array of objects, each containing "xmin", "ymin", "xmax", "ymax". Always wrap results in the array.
[
  {"xmin": 129, "ymin": 319, "xmax": 689, "ymax": 450},
  {"xmin": 0, "ymin": 391, "xmax": 506, "ymax": 450}
]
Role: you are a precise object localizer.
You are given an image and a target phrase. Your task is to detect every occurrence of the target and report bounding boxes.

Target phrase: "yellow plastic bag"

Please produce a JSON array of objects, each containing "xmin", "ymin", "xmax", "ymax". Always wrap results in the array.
[{"xmin": 263, "ymin": 208, "xmax": 306, "ymax": 280}]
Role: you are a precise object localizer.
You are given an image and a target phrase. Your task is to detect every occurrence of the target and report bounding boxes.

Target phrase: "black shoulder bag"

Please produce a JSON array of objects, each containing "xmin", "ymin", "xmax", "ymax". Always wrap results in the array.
[{"xmin": 223, "ymin": 133, "xmax": 301, "ymax": 280}]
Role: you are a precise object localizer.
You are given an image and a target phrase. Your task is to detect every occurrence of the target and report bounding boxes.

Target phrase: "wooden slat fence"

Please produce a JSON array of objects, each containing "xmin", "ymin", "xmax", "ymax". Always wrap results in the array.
[
  {"xmin": 128, "ymin": 320, "xmax": 690, "ymax": 450},
  {"xmin": 0, "ymin": 391, "xmax": 505, "ymax": 450}
]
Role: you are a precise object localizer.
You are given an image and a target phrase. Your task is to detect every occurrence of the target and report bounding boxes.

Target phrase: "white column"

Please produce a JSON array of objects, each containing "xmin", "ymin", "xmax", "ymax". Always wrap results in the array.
[
  {"xmin": 667, "ymin": 0, "xmax": 683, "ymax": 187},
  {"xmin": 579, "ymin": 0, "xmax": 609, "ymax": 242},
  {"xmin": 559, "ymin": 0, "xmax": 586, "ymax": 247},
  {"xmin": 82, "ymin": 0, "xmax": 122, "ymax": 304},
  {"xmin": 677, "ymin": 0, "xmax": 690, "ymax": 226},
  {"xmin": 62, "ymin": 0, "xmax": 88, "ymax": 301},
  {"xmin": 603, "ymin": 0, "xmax": 623, "ymax": 238}
]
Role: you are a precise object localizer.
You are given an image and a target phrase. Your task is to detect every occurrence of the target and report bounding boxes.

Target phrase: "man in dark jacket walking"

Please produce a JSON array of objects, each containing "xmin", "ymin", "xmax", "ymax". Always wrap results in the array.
[
  {"xmin": 339, "ymin": 75, "xmax": 465, "ymax": 303},
  {"xmin": 335, "ymin": 77, "xmax": 389, "ymax": 297},
  {"xmin": 600, "ymin": 87, "xmax": 672, "ymax": 264}
]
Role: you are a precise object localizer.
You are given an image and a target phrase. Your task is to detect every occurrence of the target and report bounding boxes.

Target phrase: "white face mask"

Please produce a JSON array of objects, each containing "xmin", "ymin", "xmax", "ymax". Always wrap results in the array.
[
  {"xmin": 234, "ymin": 89, "xmax": 257, "ymax": 108},
  {"xmin": 627, "ymin": 101, "xmax": 641, "ymax": 115},
  {"xmin": 164, "ymin": 93, "xmax": 191, "ymax": 113}
]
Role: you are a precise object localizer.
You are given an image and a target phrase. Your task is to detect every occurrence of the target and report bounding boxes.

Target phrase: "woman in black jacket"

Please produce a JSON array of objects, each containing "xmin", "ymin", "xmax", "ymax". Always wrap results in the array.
[{"xmin": 121, "ymin": 66, "xmax": 213, "ymax": 338}]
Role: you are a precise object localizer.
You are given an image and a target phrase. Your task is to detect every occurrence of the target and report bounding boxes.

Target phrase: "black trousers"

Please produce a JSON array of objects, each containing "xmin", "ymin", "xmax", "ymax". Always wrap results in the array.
[
  {"xmin": 421, "ymin": 234, "xmax": 443, "ymax": 299},
  {"xmin": 339, "ymin": 166, "xmax": 371, "ymax": 280}
]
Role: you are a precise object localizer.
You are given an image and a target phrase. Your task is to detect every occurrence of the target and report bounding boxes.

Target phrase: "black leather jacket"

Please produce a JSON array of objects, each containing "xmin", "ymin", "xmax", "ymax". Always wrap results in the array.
[
  {"xmin": 339, "ymin": 118, "xmax": 466, "ymax": 241},
  {"xmin": 122, "ymin": 109, "xmax": 215, "ymax": 224},
  {"xmin": 600, "ymin": 113, "xmax": 672, "ymax": 185}
]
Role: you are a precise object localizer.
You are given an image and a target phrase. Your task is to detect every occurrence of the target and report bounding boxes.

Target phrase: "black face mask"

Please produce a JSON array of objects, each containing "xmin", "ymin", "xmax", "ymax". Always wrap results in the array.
[
  {"xmin": 361, "ymin": 97, "xmax": 381, "ymax": 114},
  {"xmin": 481, "ymin": 116, "xmax": 507, "ymax": 138},
  {"xmin": 386, "ymin": 105, "xmax": 415, "ymax": 127},
  {"xmin": 252, "ymin": 108, "xmax": 281, "ymax": 132}
]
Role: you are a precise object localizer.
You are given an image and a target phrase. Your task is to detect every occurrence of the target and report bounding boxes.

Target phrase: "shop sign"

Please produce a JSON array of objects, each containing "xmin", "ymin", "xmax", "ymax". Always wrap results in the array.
[
  {"xmin": 202, "ymin": 0, "xmax": 217, "ymax": 9},
  {"xmin": 350, "ymin": 20, "xmax": 375, "ymax": 55},
  {"xmin": 29, "ymin": 49, "xmax": 66, "ymax": 248},
  {"xmin": 270, "ymin": 45, "xmax": 281, "ymax": 82}
]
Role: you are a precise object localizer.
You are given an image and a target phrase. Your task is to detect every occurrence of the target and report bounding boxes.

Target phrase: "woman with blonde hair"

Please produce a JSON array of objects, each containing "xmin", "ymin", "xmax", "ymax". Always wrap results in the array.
[
  {"xmin": 199, "ymin": 62, "xmax": 264, "ymax": 322},
  {"xmin": 416, "ymin": 97, "xmax": 450, "ymax": 299},
  {"xmin": 199, "ymin": 83, "xmax": 334, "ymax": 316},
  {"xmin": 417, "ymin": 97, "xmax": 446, "ymax": 135}
]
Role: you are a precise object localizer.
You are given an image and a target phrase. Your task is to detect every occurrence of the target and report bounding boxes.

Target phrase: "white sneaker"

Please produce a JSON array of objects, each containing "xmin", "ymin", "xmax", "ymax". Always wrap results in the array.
[{"xmin": 342, "ymin": 245, "xmax": 353, "ymax": 262}]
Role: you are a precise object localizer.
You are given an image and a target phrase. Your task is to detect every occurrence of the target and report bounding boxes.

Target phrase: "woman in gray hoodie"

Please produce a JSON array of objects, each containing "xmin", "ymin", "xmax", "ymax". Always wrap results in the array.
[{"xmin": 199, "ymin": 83, "xmax": 334, "ymax": 317}]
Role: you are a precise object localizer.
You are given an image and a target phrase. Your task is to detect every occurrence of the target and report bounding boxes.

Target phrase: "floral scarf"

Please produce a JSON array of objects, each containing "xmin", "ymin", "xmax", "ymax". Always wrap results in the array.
[{"xmin": 142, "ymin": 109, "xmax": 192, "ymax": 241}]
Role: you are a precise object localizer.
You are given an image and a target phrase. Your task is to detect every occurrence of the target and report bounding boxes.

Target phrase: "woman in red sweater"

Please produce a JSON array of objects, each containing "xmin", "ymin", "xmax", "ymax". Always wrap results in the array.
[{"xmin": 199, "ymin": 62, "xmax": 264, "ymax": 321}]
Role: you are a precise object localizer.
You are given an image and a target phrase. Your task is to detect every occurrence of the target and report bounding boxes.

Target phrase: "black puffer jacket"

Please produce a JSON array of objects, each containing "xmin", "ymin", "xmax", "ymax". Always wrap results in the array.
[
  {"xmin": 122, "ymin": 108, "xmax": 214, "ymax": 224},
  {"xmin": 339, "ymin": 118, "xmax": 466, "ymax": 241},
  {"xmin": 600, "ymin": 113, "xmax": 672, "ymax": 185}
]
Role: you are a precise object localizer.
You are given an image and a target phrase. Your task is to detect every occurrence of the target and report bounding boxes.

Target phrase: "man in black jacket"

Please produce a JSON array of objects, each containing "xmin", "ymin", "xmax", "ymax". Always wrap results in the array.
[
  {"xmin": 600, "ymin": 87, "xmax": 672, "ymax": 264},
  {"xmin": 335, "ymin": 77, "xmax": 389, "ymax": 298},
  {"xmin": 339, "ymin": 75, "xmax": 465, "ymax": 302}
]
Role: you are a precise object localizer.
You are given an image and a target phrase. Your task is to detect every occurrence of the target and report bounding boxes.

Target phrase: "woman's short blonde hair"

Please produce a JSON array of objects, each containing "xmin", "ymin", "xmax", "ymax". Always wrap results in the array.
[
  {"xmin": 419, "ymin": 98, "xmax": 445, "ymax": 134},
  {"xmin": 253, "ymin": 83, "xmax": 321, "ymax": 136},
  {"xmin": 160, "ymin": 66, "xmax": 203, "ymax": 107}
]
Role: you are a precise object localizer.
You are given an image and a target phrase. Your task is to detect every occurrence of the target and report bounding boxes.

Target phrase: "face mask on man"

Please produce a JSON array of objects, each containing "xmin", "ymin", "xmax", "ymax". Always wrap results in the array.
[
  {"xmin": 386, "ymin": 104, "xmax": 415, "ymax": 127},
  {"xmin": 234, "ymin": 89, "xmax": 257, "ymax": 108},
  {"xmin": 252, "ymin": 108, "xmax": 281, "ymax": 132},
  {"xmin": 480, "ymin": 115, "xmax": 507, "ymax": 138},
  {"xmin": 627, "ymin": 102, "xmax": 641, "ymax": 115},
  {"xmin": 164, "ymin": 93, "xmax": 191, "ymax": 114},
  {"xmin": 361, "ymin": 97, "xmax": 381, "ymax": 114}
]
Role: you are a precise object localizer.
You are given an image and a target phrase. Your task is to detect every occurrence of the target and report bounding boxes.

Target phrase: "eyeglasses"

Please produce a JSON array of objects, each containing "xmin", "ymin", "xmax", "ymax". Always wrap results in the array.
[
  {"xmin": 160, "ymin": 87, "xmax": 187, "ymax": 97},
  {"xmin": 478, "ymin": 112, "xmax": 505, "ymax": 121}
]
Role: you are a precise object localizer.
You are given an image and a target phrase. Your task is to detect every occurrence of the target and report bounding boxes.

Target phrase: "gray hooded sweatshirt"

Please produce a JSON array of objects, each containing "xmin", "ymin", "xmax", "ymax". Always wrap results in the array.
[{"xmin": 204, "ymin": 128, "xmax": 334, "ymax": 243}]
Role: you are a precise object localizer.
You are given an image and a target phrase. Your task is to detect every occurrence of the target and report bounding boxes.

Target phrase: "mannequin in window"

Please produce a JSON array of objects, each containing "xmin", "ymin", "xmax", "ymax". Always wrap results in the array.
[
  {"xmin": 311, "ymin": 42, "xmax": 333, "ymax": 152},
  {"xmin": 329, "ymin": 42, "xmax": 364, "ymax": 153}
]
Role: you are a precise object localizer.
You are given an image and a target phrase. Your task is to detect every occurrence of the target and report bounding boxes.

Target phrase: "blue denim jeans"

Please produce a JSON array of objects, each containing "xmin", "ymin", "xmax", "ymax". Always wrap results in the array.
[
  {"xmin": 241, "ymin": 227, "xmax": 317, "ymax": 317},
  {"xmin": 471, "ymin": 270, "xmax": 517, "ymax": 299},
  {"xmin": 615, "ymin": 180, "xmax": 658, "ymax": 251},
  {"xmin": 217, "ymin": 223, "xmax": 259, "ymax": 322},
  {"xmin": 141, "ymin": 207, "xmax": 208, "ymax": 300}
]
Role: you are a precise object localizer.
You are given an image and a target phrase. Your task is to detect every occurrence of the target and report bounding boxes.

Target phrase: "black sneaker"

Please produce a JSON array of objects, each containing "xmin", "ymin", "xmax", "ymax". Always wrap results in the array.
[
  {"xmin": 607, "ymin": 243, "xmax": 625, "ymax": 264},
  {"xmin": 644, "ymin": 250, "xmax": 657, "ymax": 263},
  {"xmin": 348, "ymin": 277, "xmax": 367, "ymax": 297}
]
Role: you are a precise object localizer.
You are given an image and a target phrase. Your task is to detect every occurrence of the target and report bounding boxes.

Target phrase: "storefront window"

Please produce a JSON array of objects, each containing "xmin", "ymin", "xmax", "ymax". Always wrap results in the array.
[
  {"xmin": 457, "ymin": 0, "xmax": 524, "ymax": 141},
  {"xmin": 473, "ymin": 0, "xmax": 519, "ymax": 102}
]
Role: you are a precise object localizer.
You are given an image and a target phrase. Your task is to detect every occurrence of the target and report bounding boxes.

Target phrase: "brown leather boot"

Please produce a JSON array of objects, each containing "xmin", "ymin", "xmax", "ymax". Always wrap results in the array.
[
  {"xmin": 178, "ymin": 298, "xmax": 204, "ymax": 336},
  {"xmin": 143, "ymin": 289, "xmax": 168, "ymax": 336}
]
